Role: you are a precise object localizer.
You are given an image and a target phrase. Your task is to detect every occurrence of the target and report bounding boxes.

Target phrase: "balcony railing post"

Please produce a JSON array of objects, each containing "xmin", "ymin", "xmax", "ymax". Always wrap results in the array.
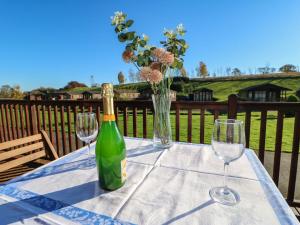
[
  {"xmin": 227, "ymin": 94, "xmax": 238, "ymax": 119},
  {"xmin": 287, "ymin": 111, "xmax": 300, "ymax": 204}
]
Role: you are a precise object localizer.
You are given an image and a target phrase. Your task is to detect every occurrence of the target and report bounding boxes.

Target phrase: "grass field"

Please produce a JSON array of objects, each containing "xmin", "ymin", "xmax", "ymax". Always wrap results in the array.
[
  {"xmin": 114, "ymin": 110, "xmax": 295, "ymax": 153},
  {"xmin": 0, "ymin": 109, "xmax": 296, "ymax": 153}
]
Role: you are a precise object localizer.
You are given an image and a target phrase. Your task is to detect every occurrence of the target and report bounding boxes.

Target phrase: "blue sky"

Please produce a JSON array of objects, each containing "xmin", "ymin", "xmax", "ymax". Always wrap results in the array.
[{"xmin": 0, "ymin": 0, "xmax": 299, "ymax": 91}]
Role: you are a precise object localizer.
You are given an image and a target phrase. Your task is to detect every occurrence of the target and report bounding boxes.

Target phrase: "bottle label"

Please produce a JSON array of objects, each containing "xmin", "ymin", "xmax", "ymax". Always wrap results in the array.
[
  {"xmin": 103, "ymin": 114, "xmax": 115, "ymax": 121},
  {"xmin": 121, "ymin": 158, "xmax": 127, "ymax": 182}
]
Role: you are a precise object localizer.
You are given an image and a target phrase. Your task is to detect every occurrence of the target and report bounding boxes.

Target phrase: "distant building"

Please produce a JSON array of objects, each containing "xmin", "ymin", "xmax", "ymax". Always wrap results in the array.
[
  {"xmin": 82, "ymin": 91, "xmax": 102, "ymax": 100},
  {"xmin": 24, "ymin": 90, "xmax": 46, "ymax": 100},
  {"xmin": 238, "ymin": 83, "xmax": 291, "ymax": 102},
  {"xmin": 48, "ymin": 91, "xmax": 82, "ymax": 100},
  {"xmin": 24, "ymin": 90, "xmax": 83, "ymax": 100},
  {"xmin": 64, "ymin": 92, "xmax": 83, "ymax": 100},
  {"xmin": 114, "ymin": 89, "xmax": 141, "ymax": 100},
  {"xmin": 47, "ymin": 92, "xmax": 65, "ymax": 100},
  {"xmin": 192, "ymin": 88, "xmax": 213, "ymax": 101}
]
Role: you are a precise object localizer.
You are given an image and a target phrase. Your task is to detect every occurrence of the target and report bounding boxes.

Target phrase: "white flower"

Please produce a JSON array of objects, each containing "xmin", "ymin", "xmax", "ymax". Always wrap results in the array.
[
  {"xmin": 163, "ymin": 28, "xmax": 175, "ymax": 38},
  {"xmin": 176, "ymin": 23, "xmax": 186, "ymax": 35},
  {"xmin": 111, "ymin": 11, "xmax": 126, "ymax": 25}
]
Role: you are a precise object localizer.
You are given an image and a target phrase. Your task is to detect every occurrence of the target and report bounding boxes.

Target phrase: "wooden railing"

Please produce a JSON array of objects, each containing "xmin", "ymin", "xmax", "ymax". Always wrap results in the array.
[{"xmin": 0, "ymin": 96, "xmax": 299, "ymax": 206}]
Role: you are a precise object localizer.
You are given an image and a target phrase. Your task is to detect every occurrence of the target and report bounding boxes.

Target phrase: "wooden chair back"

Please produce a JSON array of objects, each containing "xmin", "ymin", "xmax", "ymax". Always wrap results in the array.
[{"xmin": 0, "ymin": 130, "xmax": 58, "ymax": 173}]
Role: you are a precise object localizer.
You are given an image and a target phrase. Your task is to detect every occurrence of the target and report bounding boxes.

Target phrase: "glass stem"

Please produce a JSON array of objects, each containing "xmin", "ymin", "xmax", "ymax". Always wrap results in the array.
[
  {"xmin": 223, "ymin": 162, "xmax": 229, "ymax": 189},
  {"xmin": 87, "ymin": 141, "xmax": 91, "ymax": 158}
]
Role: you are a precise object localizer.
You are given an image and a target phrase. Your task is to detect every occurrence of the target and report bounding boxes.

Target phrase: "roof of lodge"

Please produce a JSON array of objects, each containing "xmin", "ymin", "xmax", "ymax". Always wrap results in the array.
[
  {"xmin": 29, "ymin": 90, "xmax": 46, "ymax": 95},
  {"xmin": 82, "ymin": 90, "xmax": 101, "ymax": 94},
  {"xmin": 239, "ymin": 83, "xmax": 291, "ymax": 92}
]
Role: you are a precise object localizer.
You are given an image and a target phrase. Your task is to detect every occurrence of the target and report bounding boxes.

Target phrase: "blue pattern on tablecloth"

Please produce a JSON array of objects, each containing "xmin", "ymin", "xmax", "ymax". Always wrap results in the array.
[{"xmin": 0, "ymin": 185, "xmax": 135, "ymax": 225}]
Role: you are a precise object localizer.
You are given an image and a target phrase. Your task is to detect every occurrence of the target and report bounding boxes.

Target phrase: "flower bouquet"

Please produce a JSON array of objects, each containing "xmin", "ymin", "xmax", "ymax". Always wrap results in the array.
[{"xmin": 111, "ymin": 11, "xmax": 188, "ymax": 148}]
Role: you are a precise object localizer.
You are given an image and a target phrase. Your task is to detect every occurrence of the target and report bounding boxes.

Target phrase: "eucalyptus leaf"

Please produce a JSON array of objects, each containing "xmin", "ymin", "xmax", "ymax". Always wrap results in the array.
[
  {"xmin": 178, "ymin": 39, "xmax": 186, "ymax": 45},
  {"xmin": 144, "ymin": 56, "xmax": 150, "ymax": 66},
  {"xmin": 139, "ymin": 40, "xmax": 146, "ymax": 47},
  {"xmin": 179, "ymin": 47, "xmax": 185, "ymax": 55},
  {"xmin": 177, "ymin": 61, "xmax": 183, "ymax": 69},
  {"xmin": 115, "ymin": 27, "xmax": 120, "ymax": 33},
  {"xmin": 144, "ymin": 50, "xmax": 150, "ymax": 56},
  {"xmin": 137, "ymin": 55, "xmax": 144, "ymax": 66},
  {"xmin": 126, "ymin": 32, "xmax": 135, "ymax": 40},
  {"xmin": 126, "ymin": 44, "xmax": 134, "ymax": 51},
  {"xmin": 118, "ymin": 33, "xmax": 127, "ymax": 42},
  {"xmin": 126, "ymin": 20, "xmax": 134, "ymax": 27},
  {"xmin": 115, "ymin": 24, "xmax": 125, "ymax": 33}
]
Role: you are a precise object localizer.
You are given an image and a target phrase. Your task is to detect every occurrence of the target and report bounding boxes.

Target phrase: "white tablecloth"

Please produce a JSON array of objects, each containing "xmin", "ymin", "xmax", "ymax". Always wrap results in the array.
[{"xmin": 0, "ymin": 137, "xmax": 298, "ymax": 225}]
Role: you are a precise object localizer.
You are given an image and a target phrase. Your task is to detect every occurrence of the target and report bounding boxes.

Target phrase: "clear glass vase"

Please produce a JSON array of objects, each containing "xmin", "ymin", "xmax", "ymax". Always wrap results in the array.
[{"xmin": 152, "ymin": 92, "xmax": 173, "ymax": 149}]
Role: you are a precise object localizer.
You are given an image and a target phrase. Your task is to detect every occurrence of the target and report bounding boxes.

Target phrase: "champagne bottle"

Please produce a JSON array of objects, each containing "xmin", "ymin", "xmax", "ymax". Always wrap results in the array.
[{"xmin": 95, "ymin": 83, "xmax": 126, "ymax": 190}]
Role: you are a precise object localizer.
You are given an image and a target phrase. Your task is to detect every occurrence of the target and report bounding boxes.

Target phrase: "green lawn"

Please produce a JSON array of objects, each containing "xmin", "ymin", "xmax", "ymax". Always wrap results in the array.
[
  {"xmin": 115, "ymin": 110, "xmax": 295, "ymax": 153},
  {"xmin": 1, "ymin": 109, "xmax": 296, "ymax": 153}
]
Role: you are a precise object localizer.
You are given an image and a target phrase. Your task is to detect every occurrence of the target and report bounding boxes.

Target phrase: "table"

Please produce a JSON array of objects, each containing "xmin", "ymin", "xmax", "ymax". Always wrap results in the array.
[{"xmin": 0, "ymin": 137, "xmax": 299, "ymax": 225}]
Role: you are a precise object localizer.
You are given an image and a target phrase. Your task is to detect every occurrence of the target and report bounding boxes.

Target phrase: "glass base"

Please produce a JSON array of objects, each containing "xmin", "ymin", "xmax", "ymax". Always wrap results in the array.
[
  {"xmin": 80, "ymin": 157, "xmax": 96, "ymax": 170},
  {"xmin": 153, "ymin": 141, "xmax": 173, "ymax": 149},
  {"xmin": 209, "ymin": 186, "xmax": 240, "ymax": 206}
]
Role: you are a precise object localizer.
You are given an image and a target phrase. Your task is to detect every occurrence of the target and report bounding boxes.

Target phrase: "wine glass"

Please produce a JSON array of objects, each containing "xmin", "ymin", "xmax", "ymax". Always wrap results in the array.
[
  {"xmin": 209, "ymin": 119, "xmax": 245, "ymax": 206},
  {"xmin": 76, "ymin": 112, "xmax": 98, "ymax": 169}
]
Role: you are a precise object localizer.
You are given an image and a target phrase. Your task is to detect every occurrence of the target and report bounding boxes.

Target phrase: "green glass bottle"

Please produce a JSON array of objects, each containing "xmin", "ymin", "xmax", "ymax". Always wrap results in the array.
[{"xmin": 95, "ymin": 83, "xmax": 126, "ymax": 190}]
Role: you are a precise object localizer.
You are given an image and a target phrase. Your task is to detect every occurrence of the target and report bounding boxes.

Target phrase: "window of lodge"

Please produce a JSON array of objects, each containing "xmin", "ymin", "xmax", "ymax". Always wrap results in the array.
[
  {"xmin": 254, "ymin": 91, "xmax": 266, "ymax": 101},
  {"xmin": 248, "ymin": 91, "xmax": 253, "ymax": 99}
]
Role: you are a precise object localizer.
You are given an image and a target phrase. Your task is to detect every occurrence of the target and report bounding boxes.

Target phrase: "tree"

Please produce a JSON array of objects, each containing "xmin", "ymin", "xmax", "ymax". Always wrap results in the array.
[
  {"xmin": 258, "ymin": 64, "xmax": 276, "ymax": 74},
  {"xmin": 279, "ymin": 64, "xmax": 297, "ymax": 73},
  {"xmin": 248, "ymin": 68, "xmax": 253, "ymax": 75},
  {"xmin": 128, "ymin": 69, "xmax": 137, "ymax": 83},
  {"xmin": 0, "ymin": 84, "xmax": 23, "ymax": 99},
  {"xmin": 232, "ymin": 68, "xmax": 242, "ymax": 76},
  {"xmin": 11, "ymin": 85, "xmax": 24, "ymax": 99},
  {"xmin": 0, "ymin": 85, "xmax": 12, "ymax": 98},
  {"xmin": 118, "ymin": 72, "xmax": 125, "ymax": 84},
  {"xmin": 198, "ymin": 61, "xmax": 208, "ymax": 78},
  {"xmin": 34, "ymin": 87, "xmax": 57, "ymax": 93},
  {"xmin": 135, "ymin": 72, "xmax": 141, "ymax": 82},
  {"xmin": 226, "ymin": 67, "xmax": 232, "ymax": 76},
  {"xmin": 63, "ymin": 81, "xmax": 87, "ymax": 90}
]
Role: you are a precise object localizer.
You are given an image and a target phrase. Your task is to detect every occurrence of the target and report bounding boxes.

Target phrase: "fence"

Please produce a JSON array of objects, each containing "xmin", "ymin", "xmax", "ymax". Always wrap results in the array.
[{"xmin": 0, "ymin": 95, "xmax": 299, "ymax": 207}]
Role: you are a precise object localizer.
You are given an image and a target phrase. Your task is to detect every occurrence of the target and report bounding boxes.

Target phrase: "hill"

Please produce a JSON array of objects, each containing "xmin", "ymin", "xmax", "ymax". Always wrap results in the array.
[{"xmin": 115, "ymin": 73, "xmax": 300, "ymax": 101}]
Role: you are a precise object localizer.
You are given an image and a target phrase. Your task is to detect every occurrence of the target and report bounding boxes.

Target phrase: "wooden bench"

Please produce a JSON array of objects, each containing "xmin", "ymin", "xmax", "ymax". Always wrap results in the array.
[{"xmin": 0, "ymin": 130, "xmax": 58, "ymax": 182}]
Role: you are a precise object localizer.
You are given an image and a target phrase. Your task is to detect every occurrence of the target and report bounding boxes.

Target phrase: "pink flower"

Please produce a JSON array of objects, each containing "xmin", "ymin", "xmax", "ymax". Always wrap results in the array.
[
  {"xmin": 140, "ymin": 67, "xmax": 152, "ymax": 81},
  {"xmin": 151, "ymin": 48, "xmax": 174, "ymax": 66},
  {"xmin": 150, "ymin": 69, "xmax": 163, "ymax": 84},
  {"xmin": 150, "ymin": 62, "xmax": 161, "ymax": 70},
  {"xmin": 139, "ymin": 67, "xmax": 163, "ymax": 84},
  {"xmin": 122, "ymin": 50, "xmax": 134, "ymax": 63}
]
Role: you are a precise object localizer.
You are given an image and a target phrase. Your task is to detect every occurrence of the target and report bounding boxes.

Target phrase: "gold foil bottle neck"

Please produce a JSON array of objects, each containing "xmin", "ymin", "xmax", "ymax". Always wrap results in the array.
[
  {"xmin": 102, "ymin": 83, "xmax": 114, "ymax": 97},
  {"xmin": 102, "ymin": 83, "xmax": 114, "ymax": 115}
]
